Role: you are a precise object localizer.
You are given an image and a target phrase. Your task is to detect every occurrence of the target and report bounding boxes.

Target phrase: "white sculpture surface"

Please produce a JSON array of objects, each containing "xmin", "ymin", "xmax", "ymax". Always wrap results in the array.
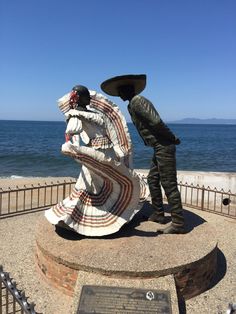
[{"xmin": 45, "ymin": 90, "xmax": 149, "ymax": 236}]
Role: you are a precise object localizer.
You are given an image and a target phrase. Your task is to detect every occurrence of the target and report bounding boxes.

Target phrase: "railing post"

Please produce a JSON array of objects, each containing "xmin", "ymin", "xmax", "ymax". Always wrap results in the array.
[
  {"xmin": 63, "ymin": 182, "xmax": 66, "ymax": 200},
  {"xmin": 0, "ymin": 189, "xmax": 2, "ymax": 216},
  {"xmin": 0, "ymin": 265, "xmax": 38, "ymax": 314},
  {"xmin": 0, "ymin": 271, "xmax": 2, "ymax": 314},
  {"xmin": 201, "ymin": 186, "xmax": 205, "ymax": 210}
]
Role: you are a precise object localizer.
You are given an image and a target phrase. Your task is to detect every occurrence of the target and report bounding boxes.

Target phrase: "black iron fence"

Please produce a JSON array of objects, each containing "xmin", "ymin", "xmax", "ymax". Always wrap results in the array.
[
  {"xmin": 0, "ymin": 266, "xmax": 38, "ymax": 314},
  {"xmin": 0, "ymin": 180, "xmax": 76, "ymax": 218},
  {"xmin": 0, "ymin": 179, "xmax": 235, "ymax": 219},
  {"xmin": 177, "ymin": 181, "xmax": 236, "ymax": 218}
]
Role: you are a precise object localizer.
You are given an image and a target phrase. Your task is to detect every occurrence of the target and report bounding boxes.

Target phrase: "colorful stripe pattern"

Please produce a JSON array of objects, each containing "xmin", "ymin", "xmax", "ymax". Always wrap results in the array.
[
  {"xmin": 52, "ymin": 177, "xmax": 112, "ymax": 217},
  {"xmin": 90, "ymin": 96, "xmax": 131, "ymax": 155},
  {"xmin": 66, "ymin": 150, "xmax": 134, "ymax": 227},
  {"xmin": 45, "ymin": 144, "xmax": 140, "ymax": 235},
  {"xmin": 44, "ymin": 91, "xmax": 146, "ymax": 236},
  {"xmin": 88, "ymin": 136, "xmax": 113, "ymax": 149},
  {"xmin": 58, "ymin": 91, "xmax": 132, "ymax": 164},
  {"xmin": 58, "ymin": 93, "xmax": 71, "ymax": 114}
]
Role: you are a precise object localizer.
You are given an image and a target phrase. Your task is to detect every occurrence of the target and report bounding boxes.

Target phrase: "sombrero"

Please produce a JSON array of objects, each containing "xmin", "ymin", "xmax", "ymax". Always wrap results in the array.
[{"xmin": 101, "ymin": 74, "xmax": 146, "ymax": 96}]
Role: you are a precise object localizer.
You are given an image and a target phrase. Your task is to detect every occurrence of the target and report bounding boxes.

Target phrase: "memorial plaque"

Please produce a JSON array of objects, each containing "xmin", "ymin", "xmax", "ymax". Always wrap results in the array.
[{"xmin": 77, "ymin": 285, "xmax": 172, "ymax": 314}]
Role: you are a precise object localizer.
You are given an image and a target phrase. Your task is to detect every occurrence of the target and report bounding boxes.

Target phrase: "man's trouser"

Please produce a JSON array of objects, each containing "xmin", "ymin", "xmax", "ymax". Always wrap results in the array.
[{"xmin": 147, "ymin": 143, "xmax": 184, "ymax": 227}]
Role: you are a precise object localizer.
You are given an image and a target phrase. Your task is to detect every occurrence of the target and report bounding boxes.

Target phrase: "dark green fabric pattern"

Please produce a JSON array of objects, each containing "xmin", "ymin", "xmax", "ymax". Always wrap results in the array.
[
  {"xmin": 128, "ymin": 95, "xmax": 180, "ymax": 147},
  {"xmin": 147, "ymin": 144, "xmax": 184, "ymax": 226},
  {"xmin": 128, "ymin": 95, "xmax": 184, "ymax": 227}
]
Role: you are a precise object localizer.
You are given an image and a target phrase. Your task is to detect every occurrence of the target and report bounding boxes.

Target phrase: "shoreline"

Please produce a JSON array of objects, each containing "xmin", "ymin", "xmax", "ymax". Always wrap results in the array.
[{"xmin": 1, "ymin": 170, "xmax": 236, "ymax": 190}]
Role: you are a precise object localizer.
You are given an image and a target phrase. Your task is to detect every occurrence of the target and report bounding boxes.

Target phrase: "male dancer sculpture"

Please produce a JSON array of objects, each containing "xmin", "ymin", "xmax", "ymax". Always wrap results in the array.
[{"xmin": 101, "ymin": 74, "xmax": 185, "ymax": 234}]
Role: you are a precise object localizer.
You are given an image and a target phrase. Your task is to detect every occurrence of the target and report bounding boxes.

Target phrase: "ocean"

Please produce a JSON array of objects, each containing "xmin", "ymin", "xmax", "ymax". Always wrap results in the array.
[{"xmin": 0, "ymin": 120, "xmax": 235, "ymax": 178}]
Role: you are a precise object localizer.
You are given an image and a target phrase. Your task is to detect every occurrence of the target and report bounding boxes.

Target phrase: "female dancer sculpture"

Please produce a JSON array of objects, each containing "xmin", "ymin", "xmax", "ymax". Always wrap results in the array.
[{"xmin": 45, "ymin": 85, "xmax": 149, "ymax": 236}]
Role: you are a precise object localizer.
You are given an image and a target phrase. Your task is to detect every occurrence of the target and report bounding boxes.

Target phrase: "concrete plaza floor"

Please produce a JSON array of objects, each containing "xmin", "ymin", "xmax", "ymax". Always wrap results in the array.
[{"xmin": 0, "ymin": 206, "xmax": 235, "ymax": 314}]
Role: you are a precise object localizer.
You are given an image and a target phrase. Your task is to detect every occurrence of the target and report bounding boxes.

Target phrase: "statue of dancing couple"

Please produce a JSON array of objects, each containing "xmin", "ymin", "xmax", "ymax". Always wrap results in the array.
[{"xmin": 45, "ymin": 74, "xmax": 185, "ymax": 236}]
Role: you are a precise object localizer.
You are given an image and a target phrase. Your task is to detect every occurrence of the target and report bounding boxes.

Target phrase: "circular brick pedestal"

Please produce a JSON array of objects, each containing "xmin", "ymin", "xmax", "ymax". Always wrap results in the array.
[{"xmin": 35, "ymin": 212, "xmax": 217, "ymax": 300}]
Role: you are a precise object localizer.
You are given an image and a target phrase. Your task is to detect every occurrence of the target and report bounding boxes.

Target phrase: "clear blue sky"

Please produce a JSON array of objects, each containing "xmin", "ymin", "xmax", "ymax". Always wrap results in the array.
[{"xmin": 1, "ymin": 0, "xmax": 235, "ymax": 122}]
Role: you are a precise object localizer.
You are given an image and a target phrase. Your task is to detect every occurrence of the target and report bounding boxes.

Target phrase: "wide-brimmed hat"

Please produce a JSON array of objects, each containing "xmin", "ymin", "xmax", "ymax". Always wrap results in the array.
[{"xmin": 101, "ymin": 74, "xmax": 146, "ymax": 96}]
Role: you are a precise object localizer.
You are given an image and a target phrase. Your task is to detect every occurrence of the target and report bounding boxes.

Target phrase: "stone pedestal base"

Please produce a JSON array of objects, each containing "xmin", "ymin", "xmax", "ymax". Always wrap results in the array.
[{"xmin": 35, "ymin": 209, "xmax": 217, "ymax": 301}]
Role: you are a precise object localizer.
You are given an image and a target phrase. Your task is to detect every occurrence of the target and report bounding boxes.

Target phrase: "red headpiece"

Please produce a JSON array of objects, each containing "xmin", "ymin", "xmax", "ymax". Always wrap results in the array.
[{"xmin": 69, "ymin": 90, "xmax": 79, "ymax": 108}]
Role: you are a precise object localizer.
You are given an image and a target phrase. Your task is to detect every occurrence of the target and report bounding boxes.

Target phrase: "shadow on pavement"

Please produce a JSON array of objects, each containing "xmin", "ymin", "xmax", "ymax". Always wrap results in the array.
[{"xmin": 55, "ymin": 201, "xmax": 206, "ymax": 240}]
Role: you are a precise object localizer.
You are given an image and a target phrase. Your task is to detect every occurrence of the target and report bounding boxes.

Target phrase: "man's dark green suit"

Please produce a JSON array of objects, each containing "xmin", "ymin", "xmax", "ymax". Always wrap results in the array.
[
  {"xmin": 101, "ymin": 74, "xmax": 185, "ymax": 234},
  {"xmin": 128, "ymin": 95, "xmax": 184, "ymax": 232}
]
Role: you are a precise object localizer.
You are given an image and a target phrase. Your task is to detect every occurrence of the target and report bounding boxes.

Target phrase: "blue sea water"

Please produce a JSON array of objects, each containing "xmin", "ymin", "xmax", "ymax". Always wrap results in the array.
[{"xmin": 0, "ymin": 120, "xmax": 235, "ymax": 178}]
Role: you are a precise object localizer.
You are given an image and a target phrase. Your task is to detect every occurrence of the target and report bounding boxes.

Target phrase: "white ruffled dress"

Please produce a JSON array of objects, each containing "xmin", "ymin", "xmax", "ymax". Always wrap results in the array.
[{"xmin": 45, "ymin": 91, "xmax": 149, "ymax": 236}]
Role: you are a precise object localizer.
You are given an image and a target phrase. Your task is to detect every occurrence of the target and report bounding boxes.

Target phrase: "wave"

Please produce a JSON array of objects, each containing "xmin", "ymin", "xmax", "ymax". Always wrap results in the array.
[
  {"xmin": 10, "ymin": 175, "xmax": 25, "ymax": 179},
  {"xmin": 0, "ymin": 175, "xmax": 46, "ymax": 179},
  {"xmin": 0, "ymin": 175, "xmax": 26, "ymax": 179}
]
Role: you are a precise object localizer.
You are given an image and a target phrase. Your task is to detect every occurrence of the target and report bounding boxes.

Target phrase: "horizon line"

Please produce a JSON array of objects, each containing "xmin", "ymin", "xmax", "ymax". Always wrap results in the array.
[{"xmin": 1, "ymin": 118, "xmax": 236, "ymax": 124}]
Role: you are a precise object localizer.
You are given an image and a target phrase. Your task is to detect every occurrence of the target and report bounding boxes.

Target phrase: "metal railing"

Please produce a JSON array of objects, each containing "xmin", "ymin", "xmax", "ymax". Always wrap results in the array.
[
  {"xmin": 177, "ymin": 182, "xmax": 236, "ymax": 218},
  {"xmin": 0, "ymin": 266, "xmax": 39, "ymax": 314},
  {"xmin": 0, "ymin": 180, "xmax": 76, "ymax": 218},
  {"xmin": 0, "ymin": 179, "xmax": 235, "ymax": 219}
]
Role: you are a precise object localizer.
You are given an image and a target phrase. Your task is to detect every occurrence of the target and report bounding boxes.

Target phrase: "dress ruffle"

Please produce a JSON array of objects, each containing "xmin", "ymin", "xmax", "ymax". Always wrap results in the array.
[{"xmin": 45, "ymin": 91, "xmax": 149, "ymax": 236}]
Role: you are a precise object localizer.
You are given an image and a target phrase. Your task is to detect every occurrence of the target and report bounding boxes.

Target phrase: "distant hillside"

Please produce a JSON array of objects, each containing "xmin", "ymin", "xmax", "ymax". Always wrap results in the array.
[{"xmin": 169, "ymin": 118, "xmax": 236, "ymax": 124}]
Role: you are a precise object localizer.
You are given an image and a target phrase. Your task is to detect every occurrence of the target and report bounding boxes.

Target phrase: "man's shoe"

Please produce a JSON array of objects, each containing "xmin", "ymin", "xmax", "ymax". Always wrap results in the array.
[
  {"xmin": 148, "ymin": 212, "xmax": 168, "ymax": 224},
  {"xmin": 157, "ymin": 224, "xmax": 185, "ymax": 234}
]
